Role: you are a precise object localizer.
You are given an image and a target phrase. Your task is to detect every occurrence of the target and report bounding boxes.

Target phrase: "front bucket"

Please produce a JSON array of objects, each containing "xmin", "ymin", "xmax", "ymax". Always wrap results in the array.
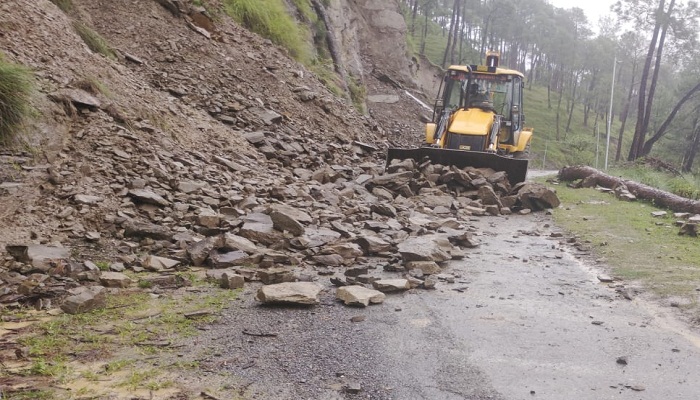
[{"xmin": 386, "ymin": 147, "xmax": 528, "ymax": 186}]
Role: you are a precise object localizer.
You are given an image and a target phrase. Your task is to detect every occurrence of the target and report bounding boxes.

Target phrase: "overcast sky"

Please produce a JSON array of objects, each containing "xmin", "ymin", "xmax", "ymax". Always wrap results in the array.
[{"xmin": 547, "ymin": 0, "xmax": 617, "ymax": 29}]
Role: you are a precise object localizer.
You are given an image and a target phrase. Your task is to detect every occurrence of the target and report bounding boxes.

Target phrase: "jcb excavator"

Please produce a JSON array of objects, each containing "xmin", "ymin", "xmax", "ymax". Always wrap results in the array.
[{"xmin": 387, "ymin": 52, "xmax": 533, "ymax": 186}]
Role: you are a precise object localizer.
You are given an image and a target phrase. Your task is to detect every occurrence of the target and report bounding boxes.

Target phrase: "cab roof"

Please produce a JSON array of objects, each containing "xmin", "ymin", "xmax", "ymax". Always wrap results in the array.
[{"xmin": 447, "ymin": 64, "xmax": 524, "ymax": 78}]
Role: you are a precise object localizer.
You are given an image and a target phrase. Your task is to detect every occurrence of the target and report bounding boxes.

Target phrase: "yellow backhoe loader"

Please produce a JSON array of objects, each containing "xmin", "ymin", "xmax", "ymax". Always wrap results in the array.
[{"xmin": 387, "ymin": 52, "xmax": 533, "ymax": 186}]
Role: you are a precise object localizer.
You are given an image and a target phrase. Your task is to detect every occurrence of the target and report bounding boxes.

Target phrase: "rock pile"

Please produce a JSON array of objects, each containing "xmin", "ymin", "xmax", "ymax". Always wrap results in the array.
[
  {"xmin": 0, "ymin": 0, "xmax": 559, "ymax": 312},
  {"xmin": 2, "ymin": 127, "xmax": 559, "ymax": 310}
]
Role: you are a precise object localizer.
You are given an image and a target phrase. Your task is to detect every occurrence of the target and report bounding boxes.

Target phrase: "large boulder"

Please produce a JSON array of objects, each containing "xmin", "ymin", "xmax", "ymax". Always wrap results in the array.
[
  {"xmin": 397, "ymin": 235, "xmax": 452, "ymax": 262},
  {"xmin": 256, "ymin": 282, "xmax": 323, "ymax": 305},
  {"xmin": 336, "ymin": 286, "xmax": 386, "ymax": 307},
  {"xmin": 515, "ymin": 183, "xmax": 560, "ymax": 210}
]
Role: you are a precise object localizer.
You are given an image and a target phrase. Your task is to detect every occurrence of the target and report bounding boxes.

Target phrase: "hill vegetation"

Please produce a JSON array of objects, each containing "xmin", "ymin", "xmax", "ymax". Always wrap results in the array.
[
  {"xmin": 0, "ymin": 53, "xmax": 34, "ymax": 144},
  {"xmin": 399, "ymin": 0, "xmax": 700, "ymax": 175}
]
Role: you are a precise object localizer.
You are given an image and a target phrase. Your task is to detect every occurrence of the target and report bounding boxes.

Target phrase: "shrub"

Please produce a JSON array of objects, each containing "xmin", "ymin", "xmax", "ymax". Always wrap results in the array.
[
  {"xmin": 223, "ymin": 0, "xmax": 311, "ymax": 63},
  {"xmin": 347, "ymin": 76, "xmax": 366, "ymax": 114},
  {"xmin": 72, "ymin": 22, "xmax": 117, "ymax": 60},
  {"xmin": 668, "ymin": 177, "xmax": 700, "ymax": 199},
  {"xmin": 0, "ymin": 54, "xmax": 34, "ymax": 143}
]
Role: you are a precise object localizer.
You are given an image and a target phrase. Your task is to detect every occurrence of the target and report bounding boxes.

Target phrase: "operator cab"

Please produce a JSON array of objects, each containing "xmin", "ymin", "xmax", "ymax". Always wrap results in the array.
[{"xmin": 434, "ymin": 67, "xmax": 524, "ymax": 148}]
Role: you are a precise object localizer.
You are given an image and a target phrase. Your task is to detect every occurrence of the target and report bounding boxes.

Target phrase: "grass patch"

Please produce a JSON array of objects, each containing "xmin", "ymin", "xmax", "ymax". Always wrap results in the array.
[
  {"xmin": 72, "ymin": 21, "xmax": 117, "ymax": 60},
  {"xmin": 48, "ymin": 0, "xmax": 73, "ymax": 12},
  {"xmin": 309, "ymin": 60, "xmax": 344, "ymax": 97},
  {"xmin": 74, "ymin": 76, "xmax": 111, "ymax": 97},
  {"xmin": 13, "ymin": 285, "xmax": 240, "ymax": 397},
  {"xmin": 223, "ymin": 0, "xmax": 312, "ymax": 63},
  {"xmin": 551, "ymin": 183, "xmax": 700, "ymax": 309},
  {"xmin": 0, "ymin": 54, "xmax": 34, "ymax": 144},
  {"xmin": 347, "ymin": 76, "xmax": 366, "ymax": 114}
]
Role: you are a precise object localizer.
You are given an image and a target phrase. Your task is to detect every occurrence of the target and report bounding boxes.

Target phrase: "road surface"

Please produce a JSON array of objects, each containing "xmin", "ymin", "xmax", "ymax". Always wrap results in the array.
[{"xmin": 181, "ymin": 212, "xmax": 700, "ymax": 400}]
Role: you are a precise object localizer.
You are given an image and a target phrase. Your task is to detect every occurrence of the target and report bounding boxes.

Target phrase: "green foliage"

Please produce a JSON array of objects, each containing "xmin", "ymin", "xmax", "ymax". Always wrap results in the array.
[
  {"xmin": 292, "ymin": 0, "xmax": 316, "ymax": 22},
  {"xmin": 48, "ymin": 0, "xmax": 73, "ymax": 12},
  {"xmin": 95, "ymin": 261, "xmax": 110, "ymax": 271},
  {"xmin": 138, "ymin": 279, "xmax": 153, "ymax": 289},
  {"xmin": 309, "ymin": 60, "xmax": 344, "ymax": 97},
  {"xmin": 347, "ymin": 77, "xmax": 366, "ymax": 114},
  {"xmin": 667, "ymin": 177, "xmax": 700, "ymax": 199},
  {"xmin": 0, "ymin": 54, "xmax": 34, "ymax": 143},
  {"xmin": 72, "ymin": 21, "xmax": 116, "ymax": 60},
  {"xmin": 223, "ymin": 0, "xmax": 312, "ymax": 63},
  {"xmin": 606, "ymin": 165, "xmax": 700, "ymax": 199}
]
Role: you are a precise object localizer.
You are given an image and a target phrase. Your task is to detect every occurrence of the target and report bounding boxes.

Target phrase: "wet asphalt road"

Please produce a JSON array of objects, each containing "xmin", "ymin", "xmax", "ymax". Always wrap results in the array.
[{"xmin": 183, "ymin": 212, "xmax": 700, "ymax": 399}]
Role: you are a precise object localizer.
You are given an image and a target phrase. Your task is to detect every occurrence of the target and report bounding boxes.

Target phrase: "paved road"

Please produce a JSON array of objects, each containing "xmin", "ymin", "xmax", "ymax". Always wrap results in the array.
[{"xmin": 182, "ymin": 213, "xmax": 700, "ymax": 399}]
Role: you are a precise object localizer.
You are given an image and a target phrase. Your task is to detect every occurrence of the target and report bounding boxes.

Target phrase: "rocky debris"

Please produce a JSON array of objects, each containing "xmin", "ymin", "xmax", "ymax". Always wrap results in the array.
[
  {"xmin": 220, "ymin": 272, "xmax": 245, "ymax": 289},
  {"xmin": 255, "ymin": 282, "xmax": 323, "ymax": 305},
  {"xmin": 99, "ymin": 271, "xmax": 133, "ymax": 288},
  {"xmin": 372, "ymin": 279, "xmax": 411, "ymax": 292},
  {"xmin": 397, "ymin": 235, "xmax": 452, "ymax": 262},
  {"xmin": 5, "ymin": 244, "xmax": 70, "ymax": 272},
  {"xmin": 61, "ymin": 286, "xmax": 107, "ymax": 314},
  {"xmin": 679, "ymin": 222, "xmax": 698, "ymax": 237},
  {"xmin": 0, "ymin": 0, "xmax": 557, "ymax": 316},
  {"xmin": 336, "ymin": 285, "xmax": 386, "ymax": 307},
  {"xmin": 405, "ymin": 261, "xmax": 441, "ymax": 275}
]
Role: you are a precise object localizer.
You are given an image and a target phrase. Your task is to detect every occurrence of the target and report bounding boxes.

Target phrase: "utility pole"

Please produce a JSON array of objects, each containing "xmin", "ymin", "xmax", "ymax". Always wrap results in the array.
[{"xmin": 605, "ymin": 56, "xmax": 619, "ymax": 170}]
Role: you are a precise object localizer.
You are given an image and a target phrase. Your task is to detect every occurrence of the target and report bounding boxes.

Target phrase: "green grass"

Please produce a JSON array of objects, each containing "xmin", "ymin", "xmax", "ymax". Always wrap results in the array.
[
  {"xmin": 13, "ymin": 285, "xmax": 240, "ymax": 397},
  {"xmin": 74, "ymin": 76, "xmax": 111, "ymax": 97},
  {"xmin": 223, "ymin": 0, "xmax": 312, "ymax": 63},
  {"xmin": 72, "ymin": 21, "xmax": 117, "ymax": 60},
  {"xmin": 347, "ymin": 76, "xmax": 366, "ymax": 114},
  {"xmin": 48, "ymin": 0, "xmax": 73, "ymax": 12},
  {"xmin": 309, "ymin": 59, "xmax": 344, "ymax": 97},
  {"xmin": 0, "ymin": 54, "xmax": 34, "ymax": 143},
  {"xmin": 551, "ymin": 183, "xmax": 700, "ymax": 310}
]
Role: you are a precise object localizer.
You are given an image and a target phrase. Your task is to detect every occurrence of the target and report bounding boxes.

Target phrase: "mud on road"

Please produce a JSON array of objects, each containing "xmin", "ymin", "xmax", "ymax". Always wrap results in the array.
[{"xmin": 177, "ymin": 212, "xmax": 700, "ymax": 400}]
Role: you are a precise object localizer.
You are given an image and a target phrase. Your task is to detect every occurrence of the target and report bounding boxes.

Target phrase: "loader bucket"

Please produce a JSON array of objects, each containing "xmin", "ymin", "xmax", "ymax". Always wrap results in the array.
[{"xmin": 386, "ymin": 147, "xmax": 528, "ymax": 186}]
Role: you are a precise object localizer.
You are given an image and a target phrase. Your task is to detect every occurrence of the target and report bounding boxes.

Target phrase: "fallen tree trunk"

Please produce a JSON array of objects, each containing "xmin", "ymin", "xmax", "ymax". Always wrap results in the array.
[{"xmin": 559, "ymin": 165, "xmax": 700, "ymax": 214}]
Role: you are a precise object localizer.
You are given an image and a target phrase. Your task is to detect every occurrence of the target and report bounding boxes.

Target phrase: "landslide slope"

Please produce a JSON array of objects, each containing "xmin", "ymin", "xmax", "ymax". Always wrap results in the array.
[{"xmin": 0, "ymin": 0, "xmax": 426, "ymax": 251}]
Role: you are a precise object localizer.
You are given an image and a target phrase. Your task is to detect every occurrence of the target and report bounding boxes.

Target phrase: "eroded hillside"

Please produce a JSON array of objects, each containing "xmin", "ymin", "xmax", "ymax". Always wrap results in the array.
[{"xmin": 0, "ymin": 0, "xmax": 432, "ymax": 248}]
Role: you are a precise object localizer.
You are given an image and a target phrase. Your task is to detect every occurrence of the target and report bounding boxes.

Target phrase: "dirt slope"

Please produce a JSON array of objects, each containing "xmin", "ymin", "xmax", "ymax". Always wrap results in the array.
[{"xmin": 0, "ymin": 0, "xmax": 429, "ymax": 251}]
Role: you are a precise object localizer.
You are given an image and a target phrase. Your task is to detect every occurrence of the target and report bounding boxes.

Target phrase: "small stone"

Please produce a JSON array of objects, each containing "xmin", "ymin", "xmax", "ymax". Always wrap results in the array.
[
  {"xmin": 616, "ymin": 356, "xmax": 628, "ymax": 365},
  {"xmin": 350, "ymin": 315, "xmax": 366, "ymax": 323},
  {"xmin": 344, "ymin": 382, "xmax": 362, "ymax": 394}
]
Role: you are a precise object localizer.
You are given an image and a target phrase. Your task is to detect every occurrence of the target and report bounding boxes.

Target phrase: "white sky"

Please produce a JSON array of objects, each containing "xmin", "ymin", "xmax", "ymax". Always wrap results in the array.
[{"xmin": 547, "ymin": 0, "xmax": 618, "ymax": 30}]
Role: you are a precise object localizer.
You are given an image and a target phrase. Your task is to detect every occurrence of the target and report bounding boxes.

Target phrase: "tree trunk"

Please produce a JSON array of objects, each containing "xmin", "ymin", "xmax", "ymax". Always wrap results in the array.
[
  {"xmin": 559, "ymin": 166, "xmax": 700, "ymax": 213},
  {"xmin": 636, "ymin": 0, "xmax": 675, "ymax": 157},
  {"xmin": 420, "ymin": 3, "xmax": 430, "ymax": 55},
  {"xmin": 555, "ymin": 74, "xmax": 564, "ymax": 140},
  {"xmin": 615, "ymin": 61, "xmax": 638, "ymax": 162},
  {"xmin": 441, "ymin": 0, "xmax": 459, "ymax": 68},
  {"xmin": 641, "ymin": 80, "xmax": 700, "ymax": 156},
  {"xmin": 682, "ymin": 117, "xmax": 700, "ymax": 172},
  {"xmin": 450, "ymin": 0, "xmax": 462, "ymax": 65},
  {"xmin": 410, "ymin": 0, "xmax": 418, "ymax": 35},
  {"xmin": 565, "ymin": 71, "xmax": 579, "ymax": 133},
  {"xmin": 629, "ymin": 0, "xmax": 665, "ymax": 161}
]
